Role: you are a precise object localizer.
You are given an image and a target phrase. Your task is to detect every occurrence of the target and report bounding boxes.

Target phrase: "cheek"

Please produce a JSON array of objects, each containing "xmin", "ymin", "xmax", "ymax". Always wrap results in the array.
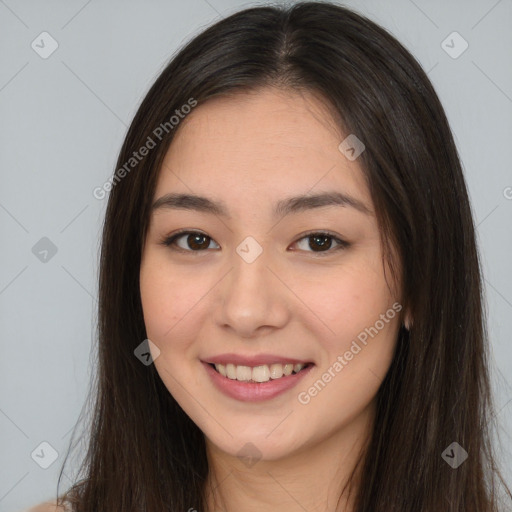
[
  {"xmin": 294, "ymin": 254, "xmax": 395, "ymax": 346},
  {"xmin": 139, "ymin": 259, "xmax": 203, "ymax": 343},
  {"xmin": 139, "ymin": 260, "xmax": 205, "ymax": 399},
  {"xmin": 296, "ymin": 305, "xmax": 399, "ymax": 428},
  {"xmin": 294, "ymin": 251, "xmax": 400, "ymax": 405},
  {"xmin": 139, "ymin": 274, "xmax": 176, "ymax": 342}
]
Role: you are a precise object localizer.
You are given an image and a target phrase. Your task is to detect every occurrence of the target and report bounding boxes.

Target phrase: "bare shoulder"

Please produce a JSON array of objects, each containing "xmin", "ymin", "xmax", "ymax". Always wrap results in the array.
[{"xmin": 22, "ymin": 501, "xmax": 69, "ymax": 512}]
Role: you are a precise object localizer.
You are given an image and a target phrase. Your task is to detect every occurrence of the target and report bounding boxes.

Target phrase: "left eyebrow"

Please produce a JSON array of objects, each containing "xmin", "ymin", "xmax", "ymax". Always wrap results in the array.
[
  {"xmin": 151, "ymin": 191, "xmax": 373, "ymax": 218},
  {"xmin": 274, "ymin": 191, "xmax": 373, "ymax": 217}
]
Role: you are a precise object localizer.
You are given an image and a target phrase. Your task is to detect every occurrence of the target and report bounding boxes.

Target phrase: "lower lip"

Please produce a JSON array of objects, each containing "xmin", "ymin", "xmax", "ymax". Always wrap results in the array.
[{"xmin": 202, "ymin": 362, "xmax": 314, "ymax": 402}]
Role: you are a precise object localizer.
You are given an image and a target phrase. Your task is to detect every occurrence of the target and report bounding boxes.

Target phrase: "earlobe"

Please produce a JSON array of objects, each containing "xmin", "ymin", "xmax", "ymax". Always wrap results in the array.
[{"xmin": 403, "ymin": 312, "xmax": 412, "ymax": 330}]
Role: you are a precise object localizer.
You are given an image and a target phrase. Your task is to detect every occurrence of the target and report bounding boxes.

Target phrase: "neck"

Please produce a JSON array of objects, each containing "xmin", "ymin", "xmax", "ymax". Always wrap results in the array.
[{"xmin": 203, "ymin": 402, "xmax": 375, "ymax": 512}]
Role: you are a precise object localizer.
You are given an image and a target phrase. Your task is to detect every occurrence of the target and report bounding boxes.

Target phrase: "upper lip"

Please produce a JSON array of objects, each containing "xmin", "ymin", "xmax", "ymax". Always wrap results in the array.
[{"xmin": 203, "ymin": 353, "xmax": 313, "ymax": 366}]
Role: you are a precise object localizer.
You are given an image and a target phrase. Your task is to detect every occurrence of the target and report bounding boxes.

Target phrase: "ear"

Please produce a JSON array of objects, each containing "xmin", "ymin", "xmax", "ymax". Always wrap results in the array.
[{"xmin": 403, "ymin": 311, "xmax": 412, "ymax": 330}]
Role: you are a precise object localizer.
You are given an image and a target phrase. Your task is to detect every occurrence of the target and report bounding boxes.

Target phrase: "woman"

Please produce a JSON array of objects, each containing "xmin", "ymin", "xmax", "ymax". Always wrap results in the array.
[{"xmin": 26, "ymin": 2, "xmax": 511, "ymax": 511}]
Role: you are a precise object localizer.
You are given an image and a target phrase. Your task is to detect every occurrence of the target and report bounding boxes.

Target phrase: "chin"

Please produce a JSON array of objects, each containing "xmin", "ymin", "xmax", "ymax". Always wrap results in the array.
[{"xmin": 203, "ymin": 417, "xmax": 312, "ymax": 464}]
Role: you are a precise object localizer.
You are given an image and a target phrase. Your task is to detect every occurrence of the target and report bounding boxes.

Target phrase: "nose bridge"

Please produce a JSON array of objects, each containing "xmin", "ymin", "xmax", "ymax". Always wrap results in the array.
[
  {"xmin": 228, "ymin": 238, "xmax": 272, "ymax": 306},
  {"xmin": 216, "ymin": 237, "xmax": 289, "ymax": 336}
]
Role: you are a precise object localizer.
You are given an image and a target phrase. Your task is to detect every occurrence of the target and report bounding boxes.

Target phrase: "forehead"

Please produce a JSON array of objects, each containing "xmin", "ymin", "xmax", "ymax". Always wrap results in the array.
[{"xmin": 154, "ymin": 87, "xmax": 371, "ymax": 212}]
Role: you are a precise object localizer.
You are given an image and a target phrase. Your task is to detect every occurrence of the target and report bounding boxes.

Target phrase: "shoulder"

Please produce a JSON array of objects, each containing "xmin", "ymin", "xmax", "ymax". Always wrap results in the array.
[{"xmin": 22, "ymin": 501, "xmax": 69, "ymax": 512}]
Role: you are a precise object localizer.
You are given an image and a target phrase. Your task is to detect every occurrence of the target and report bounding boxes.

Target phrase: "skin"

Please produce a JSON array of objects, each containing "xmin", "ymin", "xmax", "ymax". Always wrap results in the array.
[{"xmin": 139, "ymin": 87, "xmax": 406, "ymax": 512}]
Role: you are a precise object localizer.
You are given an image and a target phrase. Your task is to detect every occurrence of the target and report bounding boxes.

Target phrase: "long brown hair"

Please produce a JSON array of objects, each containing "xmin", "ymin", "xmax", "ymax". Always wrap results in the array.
[{"xmin": 55, "ymin": 2, "xmax": 511, "ymax": 510}]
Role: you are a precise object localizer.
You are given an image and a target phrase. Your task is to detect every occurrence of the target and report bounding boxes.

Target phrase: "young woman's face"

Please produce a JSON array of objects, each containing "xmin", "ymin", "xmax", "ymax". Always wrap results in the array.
[{"xmin": 140, "ymin": 87, "xmax": 403, "ymax": 462}]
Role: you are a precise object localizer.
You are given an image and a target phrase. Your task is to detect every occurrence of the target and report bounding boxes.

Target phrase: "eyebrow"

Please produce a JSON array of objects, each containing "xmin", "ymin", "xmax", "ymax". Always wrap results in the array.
[{"xmin": 151, "ymin": 191, "xmax": 373, "ymax": 218}]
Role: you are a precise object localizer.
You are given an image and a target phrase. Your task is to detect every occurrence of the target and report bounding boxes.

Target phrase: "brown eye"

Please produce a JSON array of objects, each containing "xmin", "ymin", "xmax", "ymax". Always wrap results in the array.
[
  {"xmin": 184, "ymin": 233, "xmax": 211, "ymax": 250},
  {"xmin": 308, "ymin": 234, "xmax": 333, "ymax": 251},
  {"xmin": 161, "ymin": 231, "xmax": 219, "ymax": 252},
  {"xmin": 293, "ymin": 232, "xmax": 349, "ymax": 255}
]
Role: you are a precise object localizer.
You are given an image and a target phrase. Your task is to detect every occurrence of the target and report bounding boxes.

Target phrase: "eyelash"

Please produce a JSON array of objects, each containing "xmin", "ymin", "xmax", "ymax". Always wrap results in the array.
[{"xmin": 159, "ymin": 229, "xmax": 350, "ymax": 257}]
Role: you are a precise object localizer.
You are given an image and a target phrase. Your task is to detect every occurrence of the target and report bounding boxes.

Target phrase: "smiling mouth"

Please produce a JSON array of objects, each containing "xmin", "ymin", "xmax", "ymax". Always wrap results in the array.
[{"xmin": 208, "ymin": 362, "xmax": 313, "ymax": 383}]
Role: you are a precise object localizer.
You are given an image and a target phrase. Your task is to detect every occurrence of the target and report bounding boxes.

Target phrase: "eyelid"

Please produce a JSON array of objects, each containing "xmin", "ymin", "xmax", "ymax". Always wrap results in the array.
[{"xmin": 159, "ymin": 229, "xmax": 349, "ymax": 255}]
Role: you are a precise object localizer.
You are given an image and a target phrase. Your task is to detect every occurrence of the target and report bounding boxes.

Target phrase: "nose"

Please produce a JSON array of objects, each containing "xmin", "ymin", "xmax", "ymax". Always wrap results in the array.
[{"xmin": 214, "ymin": 245, "xmax": 291, "ymax": 339}]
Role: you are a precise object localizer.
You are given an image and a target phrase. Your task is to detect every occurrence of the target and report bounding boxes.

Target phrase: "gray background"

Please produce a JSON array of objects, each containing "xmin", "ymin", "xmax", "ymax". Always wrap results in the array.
[{"xmin": 0, "ymin": 0, "xmax": 511, "ymax": 510}]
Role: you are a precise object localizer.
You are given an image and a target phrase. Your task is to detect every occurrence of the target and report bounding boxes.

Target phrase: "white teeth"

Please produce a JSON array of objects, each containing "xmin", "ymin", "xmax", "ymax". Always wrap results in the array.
[
  {"xmin": 252, "ymin": 365, "xmax": 270, "ymax": 382},
  {"xmin": 283, "ymin": 363, "xmax": 294, "ymax": 376},
  {"xmin": 226, "ymin": 363, "xmax": 237, "ymax": 379},
  {"xmin": 213, "ymin": 362, "xmax": 307, "ymax": 382},
  {"xmin": 269, "ymin": 363, "xmax": 283, "ymax": 379},
  {"xmin": 236, "ymin": 365, "xmax": 252, "ymax": 381}
]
